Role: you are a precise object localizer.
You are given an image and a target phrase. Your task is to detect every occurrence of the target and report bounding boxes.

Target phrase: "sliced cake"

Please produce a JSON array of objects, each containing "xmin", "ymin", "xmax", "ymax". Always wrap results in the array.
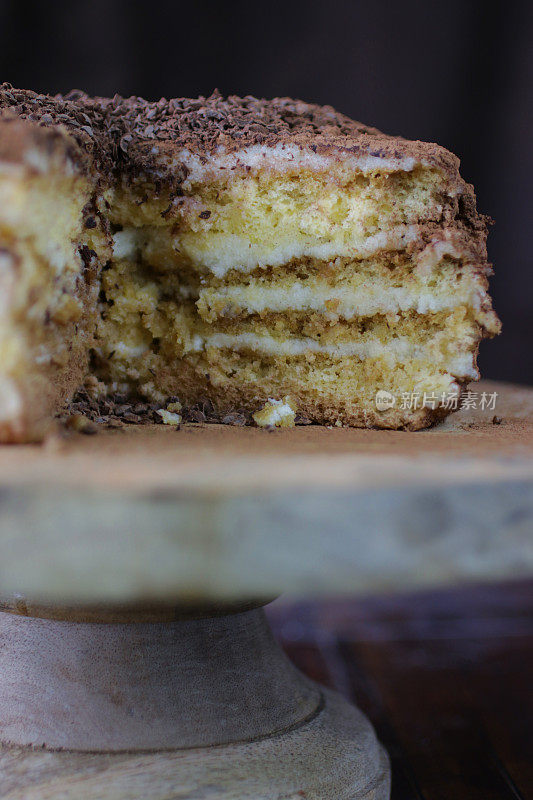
[{"xmin": 0, "ymin": 85, "xmax": 500, "ymax": 439}]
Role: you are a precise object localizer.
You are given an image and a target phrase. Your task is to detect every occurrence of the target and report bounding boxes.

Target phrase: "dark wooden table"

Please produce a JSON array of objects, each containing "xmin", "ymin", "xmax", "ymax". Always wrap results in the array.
[{"xmin": 267, "ymin": 580, "xmax": 532, "ymax": 800}]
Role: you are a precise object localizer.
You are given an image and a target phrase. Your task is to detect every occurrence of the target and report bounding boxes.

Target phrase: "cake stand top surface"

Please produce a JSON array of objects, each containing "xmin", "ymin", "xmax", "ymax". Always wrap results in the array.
[{"xmin": 0, "ymin": 380, "xmax": 531, "ymax": 605}]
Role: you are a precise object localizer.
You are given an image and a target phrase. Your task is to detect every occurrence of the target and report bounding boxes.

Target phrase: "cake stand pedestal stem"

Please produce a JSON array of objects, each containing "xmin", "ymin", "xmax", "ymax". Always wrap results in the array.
[{"xmin": 0, "ymin": 605, "xmax": 390, "ymax": 799}]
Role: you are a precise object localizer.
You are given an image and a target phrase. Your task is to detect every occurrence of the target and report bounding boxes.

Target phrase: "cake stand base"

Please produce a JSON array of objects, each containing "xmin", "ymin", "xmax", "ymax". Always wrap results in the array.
[{"xmin": 0, "ymin": 606, "xmax": 390, "ymax": 799}]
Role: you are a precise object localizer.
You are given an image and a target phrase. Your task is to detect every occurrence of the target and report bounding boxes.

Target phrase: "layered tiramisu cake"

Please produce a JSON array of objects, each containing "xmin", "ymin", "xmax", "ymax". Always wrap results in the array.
[{"xmin": 0, "ymin": 84, "xmax": 500, "ymax": 440}]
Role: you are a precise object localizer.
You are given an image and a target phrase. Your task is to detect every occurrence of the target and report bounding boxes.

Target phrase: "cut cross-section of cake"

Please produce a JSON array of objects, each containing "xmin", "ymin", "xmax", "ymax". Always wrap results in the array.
[
  {"xmin": 0, "ymin": 85, "xmax": 500, "ymax": 439},
  {"xmin": 0, "ymin": 88, "xmax": 112, "ymax": 441}
]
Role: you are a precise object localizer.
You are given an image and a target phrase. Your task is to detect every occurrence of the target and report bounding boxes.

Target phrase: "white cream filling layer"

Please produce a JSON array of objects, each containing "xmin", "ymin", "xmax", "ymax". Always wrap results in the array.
[
  {"xmin": 165, "ymin": 144, "xmax": 423, "ymax": 188},
  {"xmin": 203, "ymin": 331, "xmax": 413, "ymax": 357},
  {"xmin": 179, "ymin": 225, "xmax": 427, "ymax": 277},
  {"xmin": 112, "ymin": 223, "xmax": 427, "ymax": 277},
  {"xmin": 199, "ymin": 281, "xmax": 480, "ymax": 319},
  {"xmin": 194, "ymin": 331, "xmax": 476, "ymax": 378}
]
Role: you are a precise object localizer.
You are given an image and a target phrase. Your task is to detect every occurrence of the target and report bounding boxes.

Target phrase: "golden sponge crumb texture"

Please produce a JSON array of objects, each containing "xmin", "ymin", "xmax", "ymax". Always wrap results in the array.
[{"xmin": 94, "ymin": 178, "xmax": 498, "ymax": 430}]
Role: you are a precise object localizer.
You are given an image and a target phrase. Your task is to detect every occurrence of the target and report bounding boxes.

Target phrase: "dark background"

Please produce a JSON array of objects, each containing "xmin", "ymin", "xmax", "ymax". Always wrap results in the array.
[{"xmin": 0, "ymin": 0, "xmax": 531, "ymax": 384}]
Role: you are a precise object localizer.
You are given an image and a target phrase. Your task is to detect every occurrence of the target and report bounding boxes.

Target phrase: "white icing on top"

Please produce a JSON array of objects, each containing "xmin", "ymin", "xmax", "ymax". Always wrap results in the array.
[{"xmin": 174, "ymin": 144, "xmax": 421, "ymax": 187}]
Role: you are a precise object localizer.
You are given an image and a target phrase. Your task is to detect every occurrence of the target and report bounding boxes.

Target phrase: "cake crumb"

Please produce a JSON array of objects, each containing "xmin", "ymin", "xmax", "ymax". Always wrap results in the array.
[
  {"xmin": 64, "ymin": 413, "xmax": 98, "ymax": 435},
  {"xmin": 253, "ymin": 397, "xmax": 295, "ymax": 428},
  {"xmin": 83, "ymin": 375, "xmax": 107, "ymax": 400},
  {"xmin": 156, "ymin": 408, "xmax": 182, "ymax": 425}
]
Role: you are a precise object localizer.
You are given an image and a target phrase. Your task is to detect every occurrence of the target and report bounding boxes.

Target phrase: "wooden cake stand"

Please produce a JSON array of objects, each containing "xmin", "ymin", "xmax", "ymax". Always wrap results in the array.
[{"xmin": 0, "ymin": 380, "xmax": 532, "ymax": 799}]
